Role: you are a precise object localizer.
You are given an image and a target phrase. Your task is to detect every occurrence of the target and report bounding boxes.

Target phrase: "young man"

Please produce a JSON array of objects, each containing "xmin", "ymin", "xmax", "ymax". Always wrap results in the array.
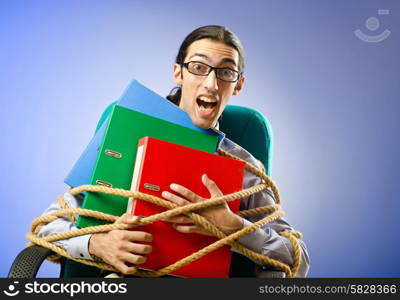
[{"xmin": 39, "ymin": 25, "xmax": 310, "ymax": 277}]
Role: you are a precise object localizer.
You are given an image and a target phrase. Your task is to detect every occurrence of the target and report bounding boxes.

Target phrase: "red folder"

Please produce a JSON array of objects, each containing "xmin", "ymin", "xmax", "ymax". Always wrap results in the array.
[{"xmin": 127, "ymin": 136, "xmax": 246, "ymax": 277}]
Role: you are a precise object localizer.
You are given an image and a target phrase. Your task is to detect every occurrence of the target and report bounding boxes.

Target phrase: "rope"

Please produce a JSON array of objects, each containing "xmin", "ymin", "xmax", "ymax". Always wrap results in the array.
[{"xmin": 27, "ymin": 149, "xmax": 304, "ymax": 278}]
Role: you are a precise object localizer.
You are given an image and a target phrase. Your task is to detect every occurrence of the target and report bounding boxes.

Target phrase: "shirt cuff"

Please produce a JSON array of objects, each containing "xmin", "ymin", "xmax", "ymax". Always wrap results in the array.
[
  {"xmin": 65, "ymin": 233, "xmax": 93, "ymax": 260},
  {"xmin": 236, "ymin": 218, "xmax": 269, "ymax": 253}
]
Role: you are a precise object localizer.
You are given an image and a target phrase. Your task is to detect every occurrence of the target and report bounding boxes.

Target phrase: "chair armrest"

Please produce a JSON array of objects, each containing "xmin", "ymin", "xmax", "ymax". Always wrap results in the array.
[
  {"xmin": 256, "ymin": 266, "xmax": 286, "ymax": 278},
  {"xmin": 8, "ymin": 246, "xmax": 286, "ymax": 278},
  {"xmin": 8, "ymin": 246, "xmax": 54, "ymax": 278}
]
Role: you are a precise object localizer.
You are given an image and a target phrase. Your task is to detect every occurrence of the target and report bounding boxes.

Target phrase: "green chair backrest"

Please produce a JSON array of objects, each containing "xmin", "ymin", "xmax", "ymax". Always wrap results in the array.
[
  {"xmin": 62, "ymin": 101, "xmax": 273, "ymax": 277},
  {"xmin": 219, "ymin": 105, "xmax": 273, "ymax": 176}
]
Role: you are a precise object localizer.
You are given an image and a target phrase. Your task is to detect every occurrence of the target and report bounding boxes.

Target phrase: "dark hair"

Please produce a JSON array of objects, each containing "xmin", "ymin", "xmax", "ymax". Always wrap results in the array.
[{"xmin": 166, "ymin": 25, "xmax": 245, "ymax": 105}]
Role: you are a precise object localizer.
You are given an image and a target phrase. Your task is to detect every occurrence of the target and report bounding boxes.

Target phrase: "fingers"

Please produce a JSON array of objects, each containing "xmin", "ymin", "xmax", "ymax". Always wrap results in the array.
[
  {"xmin": 169, "ymin": 184, "xmax": 202, "ymax": 202},
  {"xmin": 111, "ymin": 240, "xmax": 150, "ymax": 275},
  {"xmin": 163, "ymin": 175, "xmax": 222, "ymax": 207},
  {"xmin": 114, "ymin": 262, "xmax": 137, "ymax": 275},
  {"xmin": 89, "ymin": 224, "xmax": 153, "ymax": 276},
  {"xmin": 163, "ymin": 215, "xmax": 193, "ymax": 224},
  {"xmin": 121, "ymin": 241, "xmax": 152, "ymax": 255},
  {"xmin": 90, "ymin": 230, "xmax": 152, "ymax": 256},
  {"xmin": 162, "ymin": 190, "xmax": 191, "ymax": 206},
  {"xmin": 202, "ymin": 174, "xmax": 223, "ymax": 197},
  {"xmin": 116, "ymin": 213, "xmax": 141, "ymax": 225},
  {"xmin": 119, "ymin": 251, "xmax": 147, "ymax": 265},
  {"xmin": 113, "ymin": 229, "xmax": 153, "ymax": 243},
  {"xmin": 173, "ymin": 224, "xmax": 214, "ymax": 236},
  {"xmin": 173, "ymin": 224, "xmax": 197, "ymax": 233},
  {"xmin": 113, "ymin": 251, "xmax": 146, "ymax": 275}
]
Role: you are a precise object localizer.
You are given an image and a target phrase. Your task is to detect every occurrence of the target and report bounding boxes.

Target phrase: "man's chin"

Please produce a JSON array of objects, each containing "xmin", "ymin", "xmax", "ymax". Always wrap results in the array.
[
  {"xmin": 193, "ymin": 118, "xmax": 214, "ymax": 129},
  {"xmin": 193, "ymin": 106, "xmax": 218, "ymax": 129},
  {"xmin": 195, "ymin": 123, "xmax": 212, "ymax": 129}
]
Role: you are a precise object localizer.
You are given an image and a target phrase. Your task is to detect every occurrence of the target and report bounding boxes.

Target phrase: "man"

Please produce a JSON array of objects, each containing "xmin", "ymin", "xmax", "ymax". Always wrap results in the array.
[{"xmin": 39, "ymin": 25, "xmax": 310, "ymax": 277}]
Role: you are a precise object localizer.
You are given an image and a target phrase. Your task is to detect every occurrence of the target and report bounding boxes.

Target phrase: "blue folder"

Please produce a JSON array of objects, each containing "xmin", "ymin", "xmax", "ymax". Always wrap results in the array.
[{"xmin": 64, "ymin": 80, "xmax": 222, "ymax": 187}]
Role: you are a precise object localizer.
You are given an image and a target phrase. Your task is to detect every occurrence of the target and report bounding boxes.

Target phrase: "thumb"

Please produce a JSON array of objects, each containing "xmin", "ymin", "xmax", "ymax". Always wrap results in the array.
[
  {"xmin": 202, "ymin": 174, "xmax": 222, "ymax": 197},
  {"xmin": 115, "ymin": 213, "xmax": 140, "ymax": 224}
]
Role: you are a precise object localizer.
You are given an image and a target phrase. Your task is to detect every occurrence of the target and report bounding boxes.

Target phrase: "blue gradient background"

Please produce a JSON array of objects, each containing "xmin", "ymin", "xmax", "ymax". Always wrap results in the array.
[{"xmin": 1, "ymin": 0, "xmax": 399, "ymax": 277}]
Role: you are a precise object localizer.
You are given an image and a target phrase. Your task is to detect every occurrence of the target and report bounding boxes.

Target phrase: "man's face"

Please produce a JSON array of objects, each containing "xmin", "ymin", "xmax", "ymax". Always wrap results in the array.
[{"xmin": 173, "ymin": 38, "xmax": 245, "ymax": 129}]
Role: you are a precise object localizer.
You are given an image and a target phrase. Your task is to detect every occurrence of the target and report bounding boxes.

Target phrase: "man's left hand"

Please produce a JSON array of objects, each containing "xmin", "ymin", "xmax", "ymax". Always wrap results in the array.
[{"xmin": 161, "ymin": 174, "xmax": 243, "ymax": 236}]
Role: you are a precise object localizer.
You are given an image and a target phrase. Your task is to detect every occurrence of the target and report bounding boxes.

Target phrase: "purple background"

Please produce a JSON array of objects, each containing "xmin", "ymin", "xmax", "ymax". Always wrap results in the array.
[{"xmin": 1, "ymin": 0, "xmax": 399, "ymax": 277}]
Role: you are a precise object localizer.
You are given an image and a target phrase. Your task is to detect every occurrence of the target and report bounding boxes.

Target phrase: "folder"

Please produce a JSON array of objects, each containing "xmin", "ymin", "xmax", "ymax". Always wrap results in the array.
[
  {"xmin": 77, "ymin": 106, "xmax": 219, "ymax": 228},
  {"xmin": 64, "ymin": 80, "xmax": 222, "ymax": 188},
  {"xmin": 127, "ymin": 137, "xmax": 246, "ymax": 278}
]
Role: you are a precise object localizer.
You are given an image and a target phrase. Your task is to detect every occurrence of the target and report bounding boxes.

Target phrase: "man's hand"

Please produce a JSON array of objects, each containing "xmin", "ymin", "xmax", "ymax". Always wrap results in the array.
[
  {"xmin": 88, "ymin": 213, "xmax": 152, "ymax": 275},
  {"xmin": 161, "ymin": 174, "xmax": 243, "ymax": 236}
]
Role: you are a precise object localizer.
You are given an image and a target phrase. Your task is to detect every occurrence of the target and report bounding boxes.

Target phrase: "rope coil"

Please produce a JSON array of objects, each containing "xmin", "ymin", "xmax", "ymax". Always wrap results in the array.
[{"xmin": 27, "ymin": 149, "xmax": 303, "ymax": 277}]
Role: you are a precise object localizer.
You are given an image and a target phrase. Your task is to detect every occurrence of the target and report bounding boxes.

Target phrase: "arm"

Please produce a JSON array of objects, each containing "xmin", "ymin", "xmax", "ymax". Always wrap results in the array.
[
  {"xmin": 37, "ymin": 192, "xmax": 152, "ymax": 275},
  {"xmin": 237, "ymin": 187, "xmax": 310, "ymax": 278},
  {"xmin": 162, "ymin": 175, "xmax": 310, "ymax": 277},
  {"xmin": 224, "ymin": 137, "xmax": 310, "ymax": 277},
  {"xmin": 37, "ymin": 192, "xmax": 93, "ymax": 260}
]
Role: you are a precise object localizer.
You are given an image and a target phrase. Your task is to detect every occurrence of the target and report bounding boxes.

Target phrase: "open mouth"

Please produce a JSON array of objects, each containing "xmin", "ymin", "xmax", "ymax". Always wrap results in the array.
[{"xmin": 196, "ymin": 97, "xmax": 217, "ymax": 110}]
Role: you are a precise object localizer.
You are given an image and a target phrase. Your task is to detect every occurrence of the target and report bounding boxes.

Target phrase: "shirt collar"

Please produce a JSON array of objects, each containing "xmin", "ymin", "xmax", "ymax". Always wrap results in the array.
[{"xmin": 208, "ymin": 121, "xmax": 226, "ymax": 145}]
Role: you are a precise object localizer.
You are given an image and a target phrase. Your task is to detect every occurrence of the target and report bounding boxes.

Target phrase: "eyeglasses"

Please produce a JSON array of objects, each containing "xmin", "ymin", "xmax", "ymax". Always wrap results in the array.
[{"xmin": 181, "ymin": 61, "xmax": 241, "ymax": 83}]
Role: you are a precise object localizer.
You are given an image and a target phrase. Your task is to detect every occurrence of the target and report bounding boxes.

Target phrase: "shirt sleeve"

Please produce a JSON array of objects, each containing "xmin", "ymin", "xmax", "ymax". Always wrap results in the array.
[
  {"xmin": 219, "ymin": 138, "xmax": 310, "ymax": 277},
  {"xmin": 234, "ymin": 185, "xmax": 310, "ymax": 278},
  {"xmin": 37, "ymin": 192, "xmax": 94, "ymax": 260}
]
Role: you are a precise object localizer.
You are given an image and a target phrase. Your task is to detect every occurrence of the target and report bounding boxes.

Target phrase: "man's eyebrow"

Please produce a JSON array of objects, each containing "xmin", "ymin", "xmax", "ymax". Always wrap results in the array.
[
  {"xmin": 188, "ymin": 53, "xmax": 210, "ymax": 61},
  {"xmin": 188, "ymin": 53, "xmax": 237, "ymax": 66},
  {"xmin": 219, "ymin": 57, "xmax": 238, "ymax": 66}
]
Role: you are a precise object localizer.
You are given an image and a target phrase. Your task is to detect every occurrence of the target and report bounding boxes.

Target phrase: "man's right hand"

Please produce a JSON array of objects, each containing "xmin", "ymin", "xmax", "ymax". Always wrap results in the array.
[{"xmin": 88, "ymin": 213, "xmax": 152, "ymax": 275}]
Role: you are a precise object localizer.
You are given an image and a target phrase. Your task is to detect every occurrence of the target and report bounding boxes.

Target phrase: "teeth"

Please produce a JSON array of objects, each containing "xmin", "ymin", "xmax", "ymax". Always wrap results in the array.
[{"xmin": 199, "ymin": 96, "xmax": 216, "ymax": 103}]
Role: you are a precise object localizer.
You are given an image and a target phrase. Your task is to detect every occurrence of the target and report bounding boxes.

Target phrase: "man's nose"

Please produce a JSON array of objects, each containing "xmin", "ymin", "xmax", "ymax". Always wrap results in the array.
[{"xmin": 203, "ymin": 69, "xmax": 219, "ymax": 92}]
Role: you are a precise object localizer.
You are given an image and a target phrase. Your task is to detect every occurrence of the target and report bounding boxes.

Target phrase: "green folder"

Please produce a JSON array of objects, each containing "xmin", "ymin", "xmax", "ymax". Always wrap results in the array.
[{"xmin": 77, "ymin": 105, "xmax": 218, "ymax": 228}]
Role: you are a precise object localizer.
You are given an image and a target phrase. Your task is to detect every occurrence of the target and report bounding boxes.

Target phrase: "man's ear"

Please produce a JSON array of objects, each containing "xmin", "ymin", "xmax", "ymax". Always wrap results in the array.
[
  {"xmin": 232, "ymin": 76, "xmax": 245, "ymax": 96},
  {"xmin": 173, "ymin": 63, "xmax": 183, "ymax": 85}
]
